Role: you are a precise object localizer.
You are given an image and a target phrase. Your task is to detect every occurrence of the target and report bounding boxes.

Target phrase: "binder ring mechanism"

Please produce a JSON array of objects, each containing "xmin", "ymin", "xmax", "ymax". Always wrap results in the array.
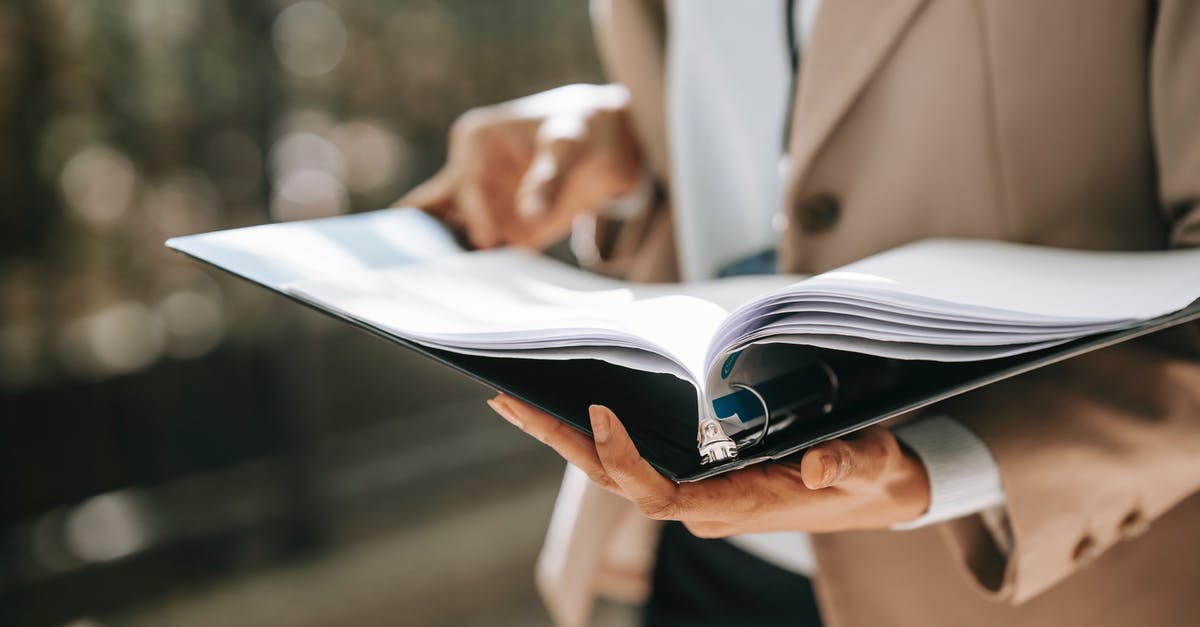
[{"xmin": 698, "ymin": 359, "xmax": 840, "ymax": 465}]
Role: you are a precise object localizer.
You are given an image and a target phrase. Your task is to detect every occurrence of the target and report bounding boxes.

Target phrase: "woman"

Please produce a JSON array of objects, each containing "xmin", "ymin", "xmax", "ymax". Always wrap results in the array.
[{"xmin": 401, "ymin": 1, "xmax": 1200, "ymax": 625}]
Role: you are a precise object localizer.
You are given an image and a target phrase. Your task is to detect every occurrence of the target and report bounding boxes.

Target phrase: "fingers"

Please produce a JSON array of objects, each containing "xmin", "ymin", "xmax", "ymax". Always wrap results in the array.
[
  {"xmin": 490, "ymin": 397, "xmax": 769, "ymax": 525},
  {"xmin": 682, "ymin": 520, "xmax": 736, "ymax": 539},
  {"xmin": 800, "ymin": 427, "xmax": 897, "ymax": 490},
  {"xmin": 454, "ymin": 176, "xmax": 503, "ymax": 249},
  {"xmin": 800, "ymin": 439, "xmax": 850, "ymax": 489},
  {"xmin": 487, "ymin": 395, "xmax": 619, "ymax": 493},
  {"xmin": 401, "ymin": 167, "xmax": 503, "ymax": 249},
  {"xmin": 511, "ymin": 122, "xmax": 588, "ymax": 249},
  {"xmin": 589, "ymin": 404, "xmax": 684, "ymax": 519},
  {"xmin": 397, "ymin": 166, "xmax": 457, "ymax": 211},
  {"xmin": 401, "ymin": 108, "xmax": 508, "ymax": 248},
  {"xmin": 589, "ymin": 405, "xmax": 766, "ymax": 523},
  {"xmin": 515, "ymin": 151, "xmax": 562, "ymax": 220},
  {"xmin": 516, "ymin": 128, "xmax": 584, "ymax": 220},
  {"xmin": 491, "ymin": 393, "xmax": 922, "ymax": 533}
]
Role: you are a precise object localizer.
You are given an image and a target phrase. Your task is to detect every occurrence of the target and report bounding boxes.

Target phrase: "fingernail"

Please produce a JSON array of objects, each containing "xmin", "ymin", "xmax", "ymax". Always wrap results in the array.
[
  {"xmin": 589, "ymin": 405, "xmax": 610, "ymax": 444},
  {"xmin": 818, "ymin": 454, "xmax": 839, "ymax": 488},
  {"xmin": 488, "ymin": 397, "xmax": 524, "ymax": 430}
]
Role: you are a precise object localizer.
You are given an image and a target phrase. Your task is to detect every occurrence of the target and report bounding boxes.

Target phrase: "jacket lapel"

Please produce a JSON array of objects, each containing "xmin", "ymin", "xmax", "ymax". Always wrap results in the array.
[{"xmin": 787, "ymin": 0, "xmax": 928, "ymax": 183}]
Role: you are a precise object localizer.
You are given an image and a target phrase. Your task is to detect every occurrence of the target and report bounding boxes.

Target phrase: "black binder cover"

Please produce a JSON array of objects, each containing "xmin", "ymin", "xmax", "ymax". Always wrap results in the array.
[
  {"xmin": 176, "ymin": 247, "xmax": 1200, "ymax": 482},
  {"xmin": 166, "ymin": 210, "xmax": 1200, "ymax": 478}
]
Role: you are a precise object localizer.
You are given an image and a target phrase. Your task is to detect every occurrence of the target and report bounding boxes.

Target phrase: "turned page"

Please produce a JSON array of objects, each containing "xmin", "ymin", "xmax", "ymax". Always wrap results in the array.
[
  {"xmin": 709, "ymin": 239, "xmax": 1200, "ymax": 363},
  {"xmin": 169, "ymin": 208, "xmax": 794, "ymax": 382},
  {"xmin": 286, "ymin": 248, "xmax": 794, "ymax": 382}
]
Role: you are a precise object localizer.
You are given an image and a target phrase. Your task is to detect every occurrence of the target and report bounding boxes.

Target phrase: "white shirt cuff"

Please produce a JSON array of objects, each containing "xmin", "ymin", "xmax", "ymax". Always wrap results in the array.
[
  {"xmin": 890, "ymin": 414, "xmax": 1007, "ymax": 530},
  {"xmin": 597, "ymin": 167, "xmax": 655, "ymax": 221},
  {"xmin": 570, "ymin": 168, "xmax": 654, "ymax": 267}
]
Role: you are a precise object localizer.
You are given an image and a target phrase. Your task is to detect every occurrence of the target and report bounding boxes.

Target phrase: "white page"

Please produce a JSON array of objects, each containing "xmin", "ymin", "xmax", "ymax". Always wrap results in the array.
[
  {"xmin": 743, "ymin": 321, "xmax": 1115, "ymax": 346},
  {"xmin": 391, "ymin": 340, "xmax": 696, "ymax": 380},
  {"xmin": 711, "ymin": 300, "xmax": 1110, "ymax": 356},
  {"xmin": 630, "ymin": 274, "xmax": 798, "ymax": 311},
  {"xmin": 167, "ymin": 208, "xmax": 464, "ymax": 289},
  {"xmin": 287, "ymin": 249, "xmax": 737, "ymax": 382},
  {"xmin": 707, "ymin": 239, "xmax": 1200, "ymax": 364},
  {"xmin": 798, "ymin": 239, "xmax": 1200, "ymax": 322},
  {"xmin": 759, "ymin": 303, "xmax": 1112, "ymax": 332},
  {"xmin": 173, "ymin": 212, "xmax": 1200, "ymax": 372},
  {"xmin": 749, "ymin": 335, "xmax": 1070, "ymax": 361},
  {"xmin": 751, "ymin": 316, "xmax": 1123, "ymax": 344},
  {"xmin": 169, "ymin": 208, "xmax": 793, "ymax": 382}
]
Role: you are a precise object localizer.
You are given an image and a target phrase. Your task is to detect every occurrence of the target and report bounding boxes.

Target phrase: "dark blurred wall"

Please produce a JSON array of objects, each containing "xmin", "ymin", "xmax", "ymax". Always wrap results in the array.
[{"xmin": 0, "ymin": 2, "xmax": 604, "ymax": 625}]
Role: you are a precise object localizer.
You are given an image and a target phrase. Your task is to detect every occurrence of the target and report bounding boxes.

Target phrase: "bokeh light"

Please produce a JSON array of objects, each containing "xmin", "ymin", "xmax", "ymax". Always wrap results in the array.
[
  {"xmin": 330, "ymin": 119, "xmax": 410, "ymax": 195},
  {"xmin": 58, "ymin": 145, "xmax": 139, "ymax": 228},
  {"xmin": 270, "ymin": 168, "xmax": 349, "ymax": 221},
  {"xmin": 157, "ymin": 289, "xmax": 225, "ymax": 359},
  {"xmin": 270, "ymin": 130, "xmax": 346, "ymax": 181},
  {"xmin": 272, "ymin": 1, "xmax": 348, "ymax": 78},
  {"xmin": 2, "ymin": 2, "xmax": 606, "ymax": 624},
  {"xmin": 127, "ymin": 0, "xmax": 202, "ymax": 49},
  {"xmin": 64, "ymin": 490, "xmax": 158, "ymax": 563},
  {"xmin": 58, "ymin": 302, "xmax": 167, "ymax": 379}
]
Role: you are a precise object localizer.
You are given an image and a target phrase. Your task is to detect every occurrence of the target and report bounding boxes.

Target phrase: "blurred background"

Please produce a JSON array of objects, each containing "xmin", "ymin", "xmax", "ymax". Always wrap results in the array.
[{"xmin": 0, "ymin": 1, "xmax": 633, "ymax": 625}]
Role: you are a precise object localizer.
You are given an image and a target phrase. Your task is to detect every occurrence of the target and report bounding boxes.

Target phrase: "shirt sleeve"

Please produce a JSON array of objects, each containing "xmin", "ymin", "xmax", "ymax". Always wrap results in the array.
[
  {"xmin": 890, "ymin": 414, "xmax": 1007, "ymax": 530},
  {"xmin": 569, "ymin": 167, "xmax": 656, "ymax": 268}
]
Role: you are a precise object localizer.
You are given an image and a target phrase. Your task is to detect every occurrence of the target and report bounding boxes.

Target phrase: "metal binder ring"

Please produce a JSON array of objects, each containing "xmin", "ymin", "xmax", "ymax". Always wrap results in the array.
[
  {"xmin": 728, "ymin": 381, "xmax": 771, "ymax": 449},
  {"xmin": 814, "ymin": 358, "xmax": 840, "ymax": 414},
  {"xmin": 728, "ymin": 358, "xmax": 840, "ymax": 450}
]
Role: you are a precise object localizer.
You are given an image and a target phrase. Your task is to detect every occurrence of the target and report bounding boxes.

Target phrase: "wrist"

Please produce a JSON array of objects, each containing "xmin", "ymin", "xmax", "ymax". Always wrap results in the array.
[{"xmin": 890, "ymin": 449, "xmax": 933, "ymax": 524}]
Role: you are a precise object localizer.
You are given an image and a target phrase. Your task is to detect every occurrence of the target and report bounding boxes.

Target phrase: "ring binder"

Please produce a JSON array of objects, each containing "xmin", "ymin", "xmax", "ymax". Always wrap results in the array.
[
  {"xmin": 697, "ymin": 417, "xmax": 738, "ymax": 464},
  {"xmin": 698, "ymin": 357, "xmax": 841, "ymax": 465},
  {"xmin": 728, "ymin": 382, "xmax": 771, "ymax": 449}
]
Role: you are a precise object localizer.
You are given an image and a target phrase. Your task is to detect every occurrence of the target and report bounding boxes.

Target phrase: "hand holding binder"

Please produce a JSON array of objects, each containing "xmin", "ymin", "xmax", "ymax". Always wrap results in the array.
[
  {"xmin": 167, "ymin": 208, "xmax": 1200, "ymax": 481},
  {"xmin": 487, "ymin": 395, "xmax": 932, "ymax": 534}
]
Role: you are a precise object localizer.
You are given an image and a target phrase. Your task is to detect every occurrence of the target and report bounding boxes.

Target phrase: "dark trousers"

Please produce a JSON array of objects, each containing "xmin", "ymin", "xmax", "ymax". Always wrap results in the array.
[{"xmin": 643, "ymin": 522, "xmax": 823, "ymax": 627}]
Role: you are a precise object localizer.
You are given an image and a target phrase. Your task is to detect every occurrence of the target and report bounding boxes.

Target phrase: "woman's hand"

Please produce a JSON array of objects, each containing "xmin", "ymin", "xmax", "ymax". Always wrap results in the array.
[
  {"xmin": 486, "ymin": 394, "xmax": 931, "ymax": 536},
  {"xmin": 399, "ymin": 84, "xmax": 645, "ymax": 250}
]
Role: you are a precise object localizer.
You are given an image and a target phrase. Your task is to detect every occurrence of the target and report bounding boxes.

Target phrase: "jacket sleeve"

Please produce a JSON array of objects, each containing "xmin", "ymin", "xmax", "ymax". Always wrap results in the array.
[
  {"xmin": 582, "ymin": 0, "xmax": 680, "ymax": 284},
  {"xmin": 937, "ymin": 0, "xmax": 1200, "ymax": 604}
]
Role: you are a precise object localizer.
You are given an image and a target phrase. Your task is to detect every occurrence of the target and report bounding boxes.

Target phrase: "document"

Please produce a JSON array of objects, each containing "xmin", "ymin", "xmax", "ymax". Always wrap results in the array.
[{"xmin": 169, "ymin": 209, "xmax": 1200, "ymax": 480}]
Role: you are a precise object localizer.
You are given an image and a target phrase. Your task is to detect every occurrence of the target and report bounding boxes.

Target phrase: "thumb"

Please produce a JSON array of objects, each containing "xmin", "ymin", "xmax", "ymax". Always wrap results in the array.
[
  {"xmin": 800, "ymin": 427, "xmax": 895, "ymax": 490},
  {"xmin": 517, "ymin": 115, "xmax": 586, "ymax": 219},
  {"xmin": 516, "ymin": 146, "xmax": 572, "ymax": 220},
  {"xmin": 397, "ymin": 166, "xmax": 457, "ymax": 212}
]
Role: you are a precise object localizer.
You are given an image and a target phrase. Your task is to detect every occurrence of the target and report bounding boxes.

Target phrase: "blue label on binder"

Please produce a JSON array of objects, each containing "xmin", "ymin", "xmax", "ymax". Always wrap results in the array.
[
  {"xmin": 711, "ymin": 389, "xmax": 764, "ymax": 424},
  {"xmin": 720, "ymin": 352, "xmax": 740, "ymax": 379}
]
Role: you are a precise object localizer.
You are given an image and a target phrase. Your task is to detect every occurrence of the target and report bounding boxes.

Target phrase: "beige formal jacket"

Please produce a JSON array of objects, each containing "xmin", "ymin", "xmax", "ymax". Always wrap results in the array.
[{"xmin": 537, "ymin": 1, "xmax": 1200, "ymax": 626}]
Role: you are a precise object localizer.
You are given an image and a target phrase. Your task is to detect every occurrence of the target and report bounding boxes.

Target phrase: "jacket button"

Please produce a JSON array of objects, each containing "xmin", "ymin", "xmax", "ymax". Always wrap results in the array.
[
  {"xmin": 1118, "ymin": 509, "xmax": 1151, "ymax": 539},
  {"xmin": 796, "ymin": 193, "xmax": 841, "ymax": 234},
  {"xmin": 1072, "ymin": 535, "xmax": 1101, "ymax": 566}
]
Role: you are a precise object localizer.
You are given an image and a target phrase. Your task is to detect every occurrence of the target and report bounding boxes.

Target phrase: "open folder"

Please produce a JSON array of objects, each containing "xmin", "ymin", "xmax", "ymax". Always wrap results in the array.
[{"xmin": 168, "ymin": 209, "xmax": 1200, "ymax": 481}]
